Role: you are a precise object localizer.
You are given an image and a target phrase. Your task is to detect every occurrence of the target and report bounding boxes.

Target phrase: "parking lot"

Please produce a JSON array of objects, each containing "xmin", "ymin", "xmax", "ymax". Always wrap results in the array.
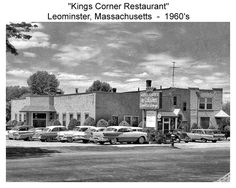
[{"xmin": 6, "ymin": 140, "xmax": 230, "ymax": 182}]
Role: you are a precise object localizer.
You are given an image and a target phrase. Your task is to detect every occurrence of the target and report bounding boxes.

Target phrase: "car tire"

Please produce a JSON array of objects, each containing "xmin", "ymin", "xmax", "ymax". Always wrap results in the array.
[
  {"xmin": 138, "ymin": 136, "xmax": 145, "ymax": 144},
  {"xmin": 99, "ymin": 141, "xmax": 105, "ymax": 145},
  {"xmin": 46, "ymin": 137, "xmax": 51, "ymax": 142},
  {"xmin": 67, "ymin": 137, "xmax": 73, "ymax": 143},
  {"xmin": 212, "ymin": 140, "xmax": 217, "ymax": 143},
  {"xmin": 201, "ymin": 138, "xmax": 207, "ymax": 143}
]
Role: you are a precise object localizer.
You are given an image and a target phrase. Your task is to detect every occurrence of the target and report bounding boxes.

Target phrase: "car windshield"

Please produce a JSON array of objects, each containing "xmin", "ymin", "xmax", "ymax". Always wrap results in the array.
[
  {"xmin": 205, "ymin": 130, "xmax": 214, "ymax": 134},
  {"xmin": 73, "ymin": 127, "xmax": 81, "ymax": 131},
  {"xmin": 11, "ymin": 127, "xmax": 20, "ymax": 130},
  {"xmin": 106, "ymin": 128, "xmax": 117, "ymax": 132},
  {"xmin": 80, "ymin": 127, "xmax": 89, "ymax": 132}
]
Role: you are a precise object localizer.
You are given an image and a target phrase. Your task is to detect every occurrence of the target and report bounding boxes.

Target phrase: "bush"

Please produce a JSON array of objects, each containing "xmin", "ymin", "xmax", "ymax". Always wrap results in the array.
[
  {"xmin": 6, "ymin": 120, "xmax": 18, "ymax": 126},
  {"xmin": 68, "ymin": 119, "xmax": 80, "ymax": 130},
  {"xmin": 83, "ymin": 116, "xmax": 95, "ymax": 126},
  {"xmin": 96, "ymin": 119, "xmax": 108, "ymax": 127},
  {"xmin": 108, "ymin": 119, "xmax": 117, "ymax": 126},
  {"xmin": 191, "ymin": 123, "xmax": 198, "ymax": 129},
  {"xmin": 16, "ymin": 121, "xmax": 24, "ymax": 126},
  {"xmin": 118, "ymin": 120, "xmax": 130, "ymax": 127},
  {"xmin": 48, "ymin": 119, "xmax": 61, "ymax": 126}
]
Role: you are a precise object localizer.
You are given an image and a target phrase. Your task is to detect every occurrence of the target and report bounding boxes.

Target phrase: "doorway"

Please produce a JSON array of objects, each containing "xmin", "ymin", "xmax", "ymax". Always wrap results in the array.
[{"xmin": 33, "ymin": 113, "xmax": 47, "ymax": 127}]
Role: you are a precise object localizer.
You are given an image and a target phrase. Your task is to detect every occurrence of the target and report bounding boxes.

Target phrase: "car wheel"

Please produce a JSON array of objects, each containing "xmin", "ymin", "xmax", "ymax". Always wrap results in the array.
[
  {"xmin": 67, "ymin": 137, "xmax": 73, "ymax": 143},
  {"xmin": 46, "ymin": 137, "xmax": 51, "ymax": 142},
  {"xmin": 99, "ymin": 141, "xmax": 105, "ymax": 145},
  {"xmin": 110, "ymin": 138, "xmax": 118, "ymax": 145},
  {"xmin": 212, "ymin": 140, "xmax": 217, "ymax": 143},
  {"xmin": 138, "ymin": 137, "xmax": 145, "ymax": 144},
  {"xmin": 184, "ymin": 141, "xmax": 189, "ymax": 143},
  {"xmin": 201, "ymin": 138, "xmax": 207, "ymax": 143}
]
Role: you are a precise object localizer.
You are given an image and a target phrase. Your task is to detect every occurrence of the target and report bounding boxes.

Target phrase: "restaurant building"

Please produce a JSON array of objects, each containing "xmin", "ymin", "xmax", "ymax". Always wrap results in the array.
[{"xmin": 11, "ymin": 80, "xmax": 229, "ymax": 131}]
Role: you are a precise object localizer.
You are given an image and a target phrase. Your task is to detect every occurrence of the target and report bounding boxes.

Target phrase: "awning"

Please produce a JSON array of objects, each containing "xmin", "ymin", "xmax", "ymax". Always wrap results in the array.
[
  {"xmin": 173, "ymin": 108, "xmax": 187, "ymax": 121},
  {"xmin": 20, "ymin": 105, "xmax": 56, "ymax": 112},
  {"xmin": 159, "ymin": 111, "xmax": 177, "ymax": 117},
  {"xmin": 215, "ymin": 110, "xmax": 230, "ymax": 118}
]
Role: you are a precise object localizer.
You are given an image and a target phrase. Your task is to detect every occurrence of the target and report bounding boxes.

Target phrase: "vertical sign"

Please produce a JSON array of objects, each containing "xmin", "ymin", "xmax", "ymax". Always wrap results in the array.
[{"xmin": 146, "ymin": 111, "xmax": 157, "ymax": 128}]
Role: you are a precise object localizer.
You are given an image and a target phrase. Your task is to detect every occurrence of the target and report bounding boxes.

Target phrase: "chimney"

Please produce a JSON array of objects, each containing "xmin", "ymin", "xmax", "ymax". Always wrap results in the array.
[
  {"xmin": 146, "ymin": 80, "xmax": 152, "ymax": 88},
  {"xmin": 75, "ymin": 88, "xmax": 78, "ymax": 94},
  {"xmin": 112, "ymin": 88, "xmax": 117, "ymax": 93}
]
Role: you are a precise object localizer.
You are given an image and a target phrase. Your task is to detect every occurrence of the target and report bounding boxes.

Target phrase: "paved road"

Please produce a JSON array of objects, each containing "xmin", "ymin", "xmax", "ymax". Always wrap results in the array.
[{"xmin": 6, "ymin": 141, "xmax": 230, "ymax": 182}]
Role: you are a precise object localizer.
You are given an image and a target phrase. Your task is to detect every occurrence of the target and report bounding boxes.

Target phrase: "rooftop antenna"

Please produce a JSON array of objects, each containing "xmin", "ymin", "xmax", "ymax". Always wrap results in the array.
[{"xmin": 171, "ymin": 62, "xmax": 180, "ymax": 87}]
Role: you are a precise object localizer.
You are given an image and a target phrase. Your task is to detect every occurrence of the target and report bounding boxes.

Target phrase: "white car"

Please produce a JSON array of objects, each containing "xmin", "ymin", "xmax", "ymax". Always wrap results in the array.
[
  {"xmin": 8, "ymin": 125, "xmax": 33, "ymax": 140},
  {"xmin": 57, "ymin": 126, "xmax": 101, "ymax": 143},
  {"xmin": 187, "ymin": 129, "xmax": 218, "ymax": 142},
  {"xmin": 93, "ymin": 126, "xmax": 148, "ymax": 144}
]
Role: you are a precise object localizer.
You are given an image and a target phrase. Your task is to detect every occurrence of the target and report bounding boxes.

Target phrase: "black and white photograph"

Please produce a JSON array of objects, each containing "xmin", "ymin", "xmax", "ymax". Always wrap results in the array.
[{"xmin": 5, "ymin": 22, "xmax": 230, "ymax": 182}]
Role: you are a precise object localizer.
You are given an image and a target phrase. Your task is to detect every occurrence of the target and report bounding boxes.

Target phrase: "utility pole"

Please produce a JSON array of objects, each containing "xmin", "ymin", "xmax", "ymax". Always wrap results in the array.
[{"xmin": 171, "ymin": 62, "xmax": 180, "ymax": 87}]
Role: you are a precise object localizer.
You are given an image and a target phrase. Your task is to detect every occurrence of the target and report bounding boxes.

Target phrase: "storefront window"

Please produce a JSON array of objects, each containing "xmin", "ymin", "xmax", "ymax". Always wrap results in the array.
[
  {"xmin": 33, "ymin": 113, "xmax": 46, "ymax": 127},
  {"xmin": 77, "ymin": 113, "xmax": 81, "ymax": 126},
  {"xmin": 132, "ymin": 116, "xmax": 139, "ymax": 127},
  {"xmin": 69, "ymin": 113, "xmax": 74, "ymax": 120}
]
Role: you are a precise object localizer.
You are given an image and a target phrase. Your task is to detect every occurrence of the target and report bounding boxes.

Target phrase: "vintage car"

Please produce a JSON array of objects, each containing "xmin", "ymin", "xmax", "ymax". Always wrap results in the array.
[
  {"xmin": 92, "ymin": 126, "xmax": 148, "ymax": 144},
  {"xmin": 8, "ymin": 125, "xmax": 34, "ymax": 140},
  {"xmin": 33, "ymin": 126, "xmax": 67, "ymax": 142},
  {"xmin": 12, "ymin": 127, "xmax": 45, "ymax": 141},
  {"xmin": 186, "ymin": 129, "xmax": 218, "ymax": 142},
  {"xmin": 204, "ymin": 129, "xmax": 225, "ymax": 141},
  {"xmin": 57, "ymin": 126, "xmax": 103, "ymax": 143}
]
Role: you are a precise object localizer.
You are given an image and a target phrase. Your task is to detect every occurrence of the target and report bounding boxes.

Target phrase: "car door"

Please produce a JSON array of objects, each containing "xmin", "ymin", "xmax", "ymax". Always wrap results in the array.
[{"xmin": 117, "ymin": 128, "xmax": 133, "ymax": 142}]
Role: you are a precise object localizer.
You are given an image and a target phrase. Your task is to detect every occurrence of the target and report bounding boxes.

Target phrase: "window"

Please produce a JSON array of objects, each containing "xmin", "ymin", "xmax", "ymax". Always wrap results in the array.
[
  {"xmin": 206, "ymin": 98, "xmax": 212, "ymax": 109},
  {"xmin": 52, "ymin": 127, "xmax": 59, "ymax": 132},
  {"xmin": 15, "ymin": 114, "xmax": 17, "ymax": 121},
  {"xmin": 23, "ymin": 114, "xmax": 26, "ymax": 122},
  {"xmin": 124, "ymin": 116, "xmax": 131, "ymax": 125},
  {"xmin": 183, "ymin": 102, "xmax": 187, "ymax": 111},
  {"xmin": 19, "ymin": 114, "xmax": 22, "ymax": 122},
  {"xmin": 118, "ymin": 128, "xmax": 131, "ymax": 132},
  {"xmin": 69, "ymin": 113, "xmax": 74, "ymax": 120},
  {"xmin": 85, "ymin": 113, "xmax": 89, "ymax": 120},
  {"xmin": 111, "ymin": 115, "xmax": 118, "ymax": 126},
  {"xmin": 62, "ymin": 113, "xmax": 66, "ymax": 126},
  {"xmin": 200, "ymin": 117, "xmax": 210, "ymax": 129},
  {"xmin": 173, "ymin": 96, "xmax": 177, "ymax": 105},
  {"xmin": 77, "ymin": 113, "xmax": 81, "ymax": 126},
  {"xmin": 199, "ymin": 98, "xmax": 213, "ymax": 110},
  {"xmin": 132, "ymin": 116, "xmax": 139, "ymax": 127},
  {"xmin": 56, "ymin": 113, "xmax": 59, "ymax": 120}
]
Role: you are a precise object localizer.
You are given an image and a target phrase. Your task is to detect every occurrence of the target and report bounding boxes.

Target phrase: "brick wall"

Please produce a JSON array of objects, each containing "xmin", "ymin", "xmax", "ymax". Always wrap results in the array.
[
  {"xmin": 54, "ymin": 94, "xmax": 96, "ymax": 127},
  {"xmin": 11, "ymin": 97, "xmax": 30, "ymax": 121},
  {"xmin": 95, "ymin": 92, "xmax": 142, "ymax": 125}
]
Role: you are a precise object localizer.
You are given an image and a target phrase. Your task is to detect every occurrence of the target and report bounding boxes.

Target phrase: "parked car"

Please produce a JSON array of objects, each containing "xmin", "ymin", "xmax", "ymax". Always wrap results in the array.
[
  {"xmin": 57, "ymin": 126, "xmax": 102, "ymax": 143},
  {"xmin": 8, "ymin": 125, "xmax": 34, "ymax": 140},
  {"xmin": 12, "ymin": 127, "xmax": 45, "ymax": 141},
  {"xmin": 33, "ymin": 126, "xmax": 67, "ymax": 142},
  {"xmin": 204, "ymin": 129, "xmax": 225, "ymax": 141},
  {"xmin": 186, "ymin": 129, "xmax": 218, "ymax": 142},
  {"xmin": 93, "ymin": 126, "xmax": 148, "ymax": 144}
]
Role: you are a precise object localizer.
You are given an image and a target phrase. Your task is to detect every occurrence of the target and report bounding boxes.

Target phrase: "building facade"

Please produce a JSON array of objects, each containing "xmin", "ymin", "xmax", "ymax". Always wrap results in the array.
[
  {"xmin": 11, "ymin": 81, "xmax": 228, "ymax": 132},
  {"xmin": 11, "ymin": 91, "xmax": 142, "ymax": 128}
]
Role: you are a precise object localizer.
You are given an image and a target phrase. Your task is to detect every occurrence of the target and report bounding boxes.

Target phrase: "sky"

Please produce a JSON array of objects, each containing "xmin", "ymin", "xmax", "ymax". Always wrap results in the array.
[{"xmin": 6, "ymin": 22, "xmax": 230, "ymax": 102}]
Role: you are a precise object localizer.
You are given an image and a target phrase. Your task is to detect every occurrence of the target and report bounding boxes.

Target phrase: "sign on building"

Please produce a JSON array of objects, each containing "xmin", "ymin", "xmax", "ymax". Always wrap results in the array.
[
  {"xmin": 140, "ymin": 91, "xmax": 159, "ymax": 109},
  {"xmin": 146, "ymin": 111, "xmax": 157, "ymax": 128}
]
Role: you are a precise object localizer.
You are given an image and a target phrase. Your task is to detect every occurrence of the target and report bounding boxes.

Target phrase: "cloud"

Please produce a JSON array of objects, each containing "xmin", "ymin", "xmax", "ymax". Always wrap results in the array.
[
  {"xmin": 53, "ymin": 45, "xmax": 100, "ymax": 66},
  {"xmin": 7, "ymin": 69, "xmax": 32, "ymax": 78},
  {"xmin": 135, "ymin": 72, "xmax": 149, "ymax": 78},
  {"xmin": 102, "ymin": 70, "xmax": 130, "ymax": 77},
  {"xmin": 193, "ymin": 79, "xmax": 203, "ymax": 84},
  {"xmin": 57, "ymin": 72, "xmax": 88, "ymax": 81},
  {"xmin": 126, "ymin": 78, "xmax": 141, "ymax": 82},
  {"xmin": 9, "ymin": 31, "xmax": 51, "ymax": 49},
  {"xmin": 23, "ymin": 52, "xmax": 37, "ymax": 58}
]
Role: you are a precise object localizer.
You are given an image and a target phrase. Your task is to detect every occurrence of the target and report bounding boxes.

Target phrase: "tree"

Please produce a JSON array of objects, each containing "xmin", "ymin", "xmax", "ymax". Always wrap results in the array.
[
  {"xmin": 6, "ymin": 22, "xmax": 37, "ymax": 55},
  {"xmin": 27, "ymin": 71, "xmax": 60, "ymax": 95},
  {"xmin": 96, "ymin": 119, "xmax": 108, "ymax": 127},
  {"xmin": 86, "ymin": 80, "xmax": 112, "ymax": 93}
]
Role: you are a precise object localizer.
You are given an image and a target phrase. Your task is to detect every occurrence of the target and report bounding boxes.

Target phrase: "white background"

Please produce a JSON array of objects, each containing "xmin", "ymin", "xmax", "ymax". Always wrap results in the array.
[{"xmin": 0, "ymin": 0, "xmax": 234, "ymax": 187}]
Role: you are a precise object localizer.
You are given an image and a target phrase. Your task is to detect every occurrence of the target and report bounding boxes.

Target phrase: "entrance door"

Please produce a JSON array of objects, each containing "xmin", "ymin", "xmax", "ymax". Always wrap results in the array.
[
  {"xmin": 163, "ymin": 118, "xmax": 170, "ymax": 134},
  {"xmin": 200, "ymin": 117, "xmax": 210, "ymax": 129},
  {"xmin": 33, "ymin": 113, "xmax": 47, "ymax": 127}
]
